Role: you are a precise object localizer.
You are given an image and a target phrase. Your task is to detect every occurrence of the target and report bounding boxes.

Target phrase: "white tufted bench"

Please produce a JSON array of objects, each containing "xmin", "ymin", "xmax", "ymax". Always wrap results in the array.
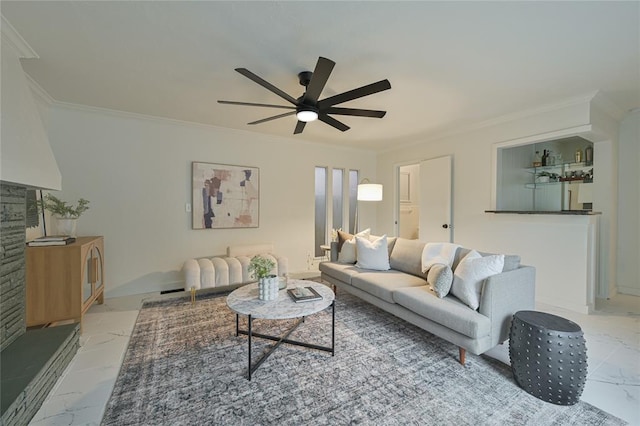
[{"xmin": 182, "ymin": 243, "xmax": 288, "ymax": 297}]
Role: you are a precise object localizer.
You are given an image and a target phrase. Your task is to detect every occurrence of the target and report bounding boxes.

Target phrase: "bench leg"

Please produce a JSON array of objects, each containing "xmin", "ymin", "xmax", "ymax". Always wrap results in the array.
[{"xmin": 459, "ymin": 347, "xmax": 466, "ymax": 365}]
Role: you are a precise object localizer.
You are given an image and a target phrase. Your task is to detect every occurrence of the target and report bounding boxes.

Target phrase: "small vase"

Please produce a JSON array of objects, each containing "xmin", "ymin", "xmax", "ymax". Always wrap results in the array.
[
  {"xmin": 56, "ymin": 217, "xmax": 77, "ymax": 237},
  {"xmin": 258, "ymin": 277, "xmax": 278, "ymax": 301}
]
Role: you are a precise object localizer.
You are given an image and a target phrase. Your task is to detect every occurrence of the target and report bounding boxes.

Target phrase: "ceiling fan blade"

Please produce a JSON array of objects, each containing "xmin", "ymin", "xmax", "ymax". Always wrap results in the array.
[
  {"xmin": 235, "ymin": 68, "xmax": 298, "ymax": 105},
  {"xmin": 218, "ymin": 100, "xmax": 295, "ymax": 110},
  {"xmin": 317, "ymin": 79, "xmax": 391, "ymax": 109},
  {"xmin": 294, "ymin": 121, "xmax": 306, "ymax": 134},
  {"xmin": 318, "ymin": 114, "xmax": 350, "ymax": 132},
  {"xmin": 324, "ymin": 107, "xmax": 387, "ymax": 118},
  {"xmin": 303, "ymin": 57, "xmax": 335, "ymax": 104},
  {"xmin": 247, "ymin": 111, "xmax": 296, "ymax": 125}
]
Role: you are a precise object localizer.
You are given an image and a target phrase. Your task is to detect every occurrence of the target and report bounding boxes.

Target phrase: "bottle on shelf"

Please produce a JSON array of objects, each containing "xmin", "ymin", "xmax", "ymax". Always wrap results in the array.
[
  {"xmin": 533, "ymin": 151, "xmax": 542, "ymax": 167},
  {"xmin": 541, "ymin": 149, "xmax": 548, "ymax": 166},
  {"xmin": 585, "ymin": 146, "xmax": 593, "ymax": 165},
  {"xmin": 575, "ymin": 149, "xmax": 582, "ymax": 163}
]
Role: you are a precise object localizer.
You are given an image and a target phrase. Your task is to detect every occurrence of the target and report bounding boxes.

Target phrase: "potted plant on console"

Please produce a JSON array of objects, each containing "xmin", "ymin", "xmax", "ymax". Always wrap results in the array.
[
  {"xmin": 39, "ymin": 194, "xmax": 90, "ymax": 237},
  {"xmin": 248, "ymin": 255, "xmax": 277, "ymax": 301}
]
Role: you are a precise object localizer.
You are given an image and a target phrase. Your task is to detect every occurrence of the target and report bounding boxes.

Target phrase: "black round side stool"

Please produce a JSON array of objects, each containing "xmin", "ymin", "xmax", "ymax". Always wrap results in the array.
[{"xmin": 509, "ymin": 310, "xmax": 587, "ymax": 405}]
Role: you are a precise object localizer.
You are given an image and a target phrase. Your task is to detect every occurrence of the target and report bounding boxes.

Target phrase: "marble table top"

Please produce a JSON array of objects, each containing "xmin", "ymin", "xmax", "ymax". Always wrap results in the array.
[{"xmin": 226, "ymin": 279, "xmax": 334, "ymax": 319}]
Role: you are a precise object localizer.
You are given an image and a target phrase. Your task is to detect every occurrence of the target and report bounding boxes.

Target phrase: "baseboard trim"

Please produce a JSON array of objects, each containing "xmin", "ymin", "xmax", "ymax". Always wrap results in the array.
[
  {"xmin": 616, "ymin": 286, "xmax": 640, "ymax": 297},
  {"xmin": 160, "ymin": 288, "xmax": 183, "ymax": 295}
]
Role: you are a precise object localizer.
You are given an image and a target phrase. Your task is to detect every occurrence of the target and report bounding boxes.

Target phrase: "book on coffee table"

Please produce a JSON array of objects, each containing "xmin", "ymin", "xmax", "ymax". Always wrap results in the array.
[{"xmin": 287, "ymin": 286, "xmax": 322, "ymax": 303}]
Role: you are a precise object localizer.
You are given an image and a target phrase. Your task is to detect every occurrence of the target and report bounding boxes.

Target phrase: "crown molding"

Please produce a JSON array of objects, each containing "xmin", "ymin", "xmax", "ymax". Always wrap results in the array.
[
  {"xmin": 591, "ymin": 90, "xmax": 626, "ymax": 122},
  {"xmin": 51, "ymin": 100, "xmax": 373, "ymax": 153},
  {"xmin": 1, "ymin": 15, "xmax": 38, "ymax": 58},
  {"xmin": 380, "ymin": 92, "xmax": 602, "ymax": 154},
  {"xmin": 24, "ymin": 72, "xmax": 54, "ymax": 105}
]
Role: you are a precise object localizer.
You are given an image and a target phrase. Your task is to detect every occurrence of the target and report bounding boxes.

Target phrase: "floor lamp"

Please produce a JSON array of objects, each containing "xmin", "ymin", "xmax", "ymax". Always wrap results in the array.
[{"xmin": 355, "ymin": 179, "xmax": 383, "ymax": 232}]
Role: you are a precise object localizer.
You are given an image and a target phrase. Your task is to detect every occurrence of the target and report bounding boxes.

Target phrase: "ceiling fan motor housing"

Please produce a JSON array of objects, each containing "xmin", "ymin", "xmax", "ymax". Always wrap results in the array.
[{"xmin": 298, "ymin": 71, "xmax": 313, "ymax": 87}]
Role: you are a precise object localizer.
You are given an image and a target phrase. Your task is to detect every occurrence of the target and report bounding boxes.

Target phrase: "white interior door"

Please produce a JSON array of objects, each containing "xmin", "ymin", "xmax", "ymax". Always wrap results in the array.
[{"xmin": 419, "ymin": 155, "xmax": 453, "ymax": 242}]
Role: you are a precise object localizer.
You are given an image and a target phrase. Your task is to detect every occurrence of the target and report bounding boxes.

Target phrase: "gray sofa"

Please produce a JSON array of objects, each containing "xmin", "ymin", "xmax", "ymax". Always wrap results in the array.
[{"xmin": 319, "ymin": 237, "xmax": 535, "ymax": 365}]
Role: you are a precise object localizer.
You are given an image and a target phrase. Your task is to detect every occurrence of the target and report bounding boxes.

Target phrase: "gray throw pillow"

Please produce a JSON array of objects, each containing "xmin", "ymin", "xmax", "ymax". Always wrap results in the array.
[
  {"xmin": 389, "ymin": 238, "xmax": 426, "ymax": 278},
  {"xmin": 427, "ymin": 264, "xmax": 453, "ymax": 298}
]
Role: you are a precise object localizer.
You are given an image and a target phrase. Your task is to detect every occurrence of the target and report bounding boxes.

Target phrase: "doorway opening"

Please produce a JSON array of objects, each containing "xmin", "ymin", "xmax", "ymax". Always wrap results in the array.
[
  {"xmin": 396, "ymin": 156, "xmax": 453, "ymax": 243},
  {"xmin": 397, "ymin": 163, "xmax": 420, "ymax": 239}
]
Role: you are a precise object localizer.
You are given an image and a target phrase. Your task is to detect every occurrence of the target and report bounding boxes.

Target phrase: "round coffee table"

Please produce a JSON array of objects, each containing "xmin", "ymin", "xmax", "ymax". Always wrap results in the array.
[{"xmin": 227, "ymin": 279, "xmax": 335, "ymax": 380}]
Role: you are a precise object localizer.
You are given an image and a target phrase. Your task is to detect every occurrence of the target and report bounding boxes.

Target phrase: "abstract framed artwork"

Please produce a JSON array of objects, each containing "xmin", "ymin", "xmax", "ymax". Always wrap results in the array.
[{"xmin": 192, "ymin": 162, "xmax": 259, "ymax": 229}]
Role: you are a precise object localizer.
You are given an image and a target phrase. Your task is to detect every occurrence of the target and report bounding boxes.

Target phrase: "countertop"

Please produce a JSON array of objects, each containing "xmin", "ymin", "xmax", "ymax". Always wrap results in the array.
[{"xmin": 485, "ymin": 210, "xmax": 601, "ymax": 215}]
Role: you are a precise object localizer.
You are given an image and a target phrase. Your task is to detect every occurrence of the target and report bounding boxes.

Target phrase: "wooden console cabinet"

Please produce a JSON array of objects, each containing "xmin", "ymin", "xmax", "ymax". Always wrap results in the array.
[{"xmin": 26, "ymin": 236, "xmax": 105, "ymax": 327}]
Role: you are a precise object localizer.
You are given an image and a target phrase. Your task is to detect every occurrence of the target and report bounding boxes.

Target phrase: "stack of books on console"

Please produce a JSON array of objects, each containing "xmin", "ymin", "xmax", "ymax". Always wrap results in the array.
[{"xmin": 27, "ymin": 236, "xmax": 76, "ymax": 247}]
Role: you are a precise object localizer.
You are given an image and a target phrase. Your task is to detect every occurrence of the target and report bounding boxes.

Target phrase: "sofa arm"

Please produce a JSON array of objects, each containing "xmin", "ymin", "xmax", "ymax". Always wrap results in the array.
[{"xmin": 479, "ymin": 265, "xmax": 536, "ymax": 345}]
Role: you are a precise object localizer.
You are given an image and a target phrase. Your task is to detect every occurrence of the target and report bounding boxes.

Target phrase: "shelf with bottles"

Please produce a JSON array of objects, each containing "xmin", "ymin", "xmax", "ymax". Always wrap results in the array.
[
  {"xmin": 525, "ymin": 175, "xmax": 593, "ymax": 189},
  {"xmin": 525, "ymin": 162, "xmax": 593, "ymax": 189},
  {"xmin": 524, "ymin": 161, "xmax": 593, "ymax": 173}
]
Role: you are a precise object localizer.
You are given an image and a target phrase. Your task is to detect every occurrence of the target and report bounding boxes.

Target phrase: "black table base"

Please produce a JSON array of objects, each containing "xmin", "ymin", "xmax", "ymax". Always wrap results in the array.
[{"xmin": 235, "ymin": 300, "xmax": 335, "ymax": 380}]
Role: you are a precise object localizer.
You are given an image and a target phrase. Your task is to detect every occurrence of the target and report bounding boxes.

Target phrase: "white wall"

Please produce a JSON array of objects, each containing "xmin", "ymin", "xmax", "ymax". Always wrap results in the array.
[
  {"xmin": 616, "ymin": 110, "xmax": 640, "ymax": 296},
  {"xmin": 47, "ymin": 105, "xmax": 377, "ymax": 298},
  {"xmin": 376, "ymin": 98, "xmax": 619, "ymax": 313}
]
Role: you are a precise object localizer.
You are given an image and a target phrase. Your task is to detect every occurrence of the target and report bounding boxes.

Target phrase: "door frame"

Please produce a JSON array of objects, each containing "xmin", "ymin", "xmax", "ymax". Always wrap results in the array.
[{"xmin": 394, "ymin": 156, "xmax": 454, "ymax": 241}]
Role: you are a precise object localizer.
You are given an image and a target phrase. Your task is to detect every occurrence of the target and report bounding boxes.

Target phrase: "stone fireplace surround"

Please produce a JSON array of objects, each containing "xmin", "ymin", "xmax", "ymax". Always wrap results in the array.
[{"xmin": 0, "ymin": 183, "xmax": 79, "ymax": 426}]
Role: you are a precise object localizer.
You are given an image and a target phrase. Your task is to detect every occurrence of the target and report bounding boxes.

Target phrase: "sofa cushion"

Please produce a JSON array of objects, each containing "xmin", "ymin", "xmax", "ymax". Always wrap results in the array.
[
  {"xmin": 451, "ymin": 250, "xmax": 504, "ymax": 310},
  {"xmin": 351, "ymin": 270, "xmax": 426, "ymax": 304},
  {"xmin": 355, "ymin": 235, "xmax": 390, "ymax": 270},
  {"xmin": 393, "ymin": 286, "xmax": 491, "ymax": 339},
  {"xmin": 452, "ymin": 247, "xmax": 520, "ymax": 272},
  {"xmin": 389, "ymin": 238, "xmax": 426, "ymax": 278},
  {"xmin": 319, "ymin": 262, "xmax": 362, "ymax": 285},
  {"xmin": 427, "ymin": 263, "xmax": 453, "ymax": 298}
]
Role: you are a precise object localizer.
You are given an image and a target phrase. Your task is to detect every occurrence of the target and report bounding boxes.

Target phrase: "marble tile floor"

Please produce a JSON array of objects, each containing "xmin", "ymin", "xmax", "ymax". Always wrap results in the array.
[{"xmin": 29, "ymin": 293, "xmax": 639, "ymax": 425}]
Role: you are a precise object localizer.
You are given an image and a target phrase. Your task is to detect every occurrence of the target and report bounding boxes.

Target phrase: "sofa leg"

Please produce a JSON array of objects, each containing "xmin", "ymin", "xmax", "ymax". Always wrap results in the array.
[{"xmin": 459, "ymin": 347, "xmax": 466, "ymax": 365}]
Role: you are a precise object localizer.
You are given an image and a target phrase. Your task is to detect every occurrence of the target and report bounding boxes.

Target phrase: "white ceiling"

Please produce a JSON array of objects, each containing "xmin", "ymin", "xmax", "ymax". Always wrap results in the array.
[{"xmin": 2, "ymin": 1, "xmax": 639, "ymax": 151}]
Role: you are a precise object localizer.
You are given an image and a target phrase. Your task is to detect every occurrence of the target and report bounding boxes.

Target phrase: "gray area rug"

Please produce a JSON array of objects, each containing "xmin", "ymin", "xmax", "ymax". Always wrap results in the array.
[{"xmin": 102, "ymin": 284, "xmax": 625, "ymax": 425}]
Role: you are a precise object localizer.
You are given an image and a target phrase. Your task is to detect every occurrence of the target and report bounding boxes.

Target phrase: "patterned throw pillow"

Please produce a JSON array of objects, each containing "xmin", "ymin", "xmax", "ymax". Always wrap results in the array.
[{"xmin": 427, "ymin": 264, "xmax": 453, "ymax": 298}]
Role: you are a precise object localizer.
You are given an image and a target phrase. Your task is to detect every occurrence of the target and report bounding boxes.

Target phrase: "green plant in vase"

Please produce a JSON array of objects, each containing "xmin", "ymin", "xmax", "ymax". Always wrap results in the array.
[
  {"xmin": 39, "ymin": 194, "xmax": 90, "ymax": 218},
  {"xmin": 38, "ymin": 194, "xmax": 90, "ymax": 237},
  {"xmin": 248, "ymin": 255, "xmax": 275, "ymax": 281}
]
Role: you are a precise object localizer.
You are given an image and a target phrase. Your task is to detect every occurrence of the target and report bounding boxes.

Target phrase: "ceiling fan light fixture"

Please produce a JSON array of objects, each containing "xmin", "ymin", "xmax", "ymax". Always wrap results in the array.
[{"xmin": 296, "ymin": 109, "xmax": 318, "ymax": 122}]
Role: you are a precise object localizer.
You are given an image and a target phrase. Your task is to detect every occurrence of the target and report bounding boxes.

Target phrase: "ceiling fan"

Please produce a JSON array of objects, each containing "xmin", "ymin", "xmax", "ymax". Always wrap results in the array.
[{"xmin": 218, "ymin": 57, "xmax": 391, "ymax": 134}]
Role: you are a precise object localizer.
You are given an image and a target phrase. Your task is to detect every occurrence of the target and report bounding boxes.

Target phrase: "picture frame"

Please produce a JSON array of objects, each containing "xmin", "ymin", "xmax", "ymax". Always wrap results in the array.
[
  {"xmin": 192, "ymin": 162, "xmax": 259, "ymax": 229},
  {"xmin": 25, "ymin": 189, "xmax": 48, "ymax": 240}
]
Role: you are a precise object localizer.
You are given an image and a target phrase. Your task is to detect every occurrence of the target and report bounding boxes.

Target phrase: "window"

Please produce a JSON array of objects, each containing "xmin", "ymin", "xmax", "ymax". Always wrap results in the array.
[
  {"xmin": 315, "ymin": 167, "xmax": 359, "ymax": 256},
  {"xmin": 348, "ymin": 170, "xmax": 359, "ymax": 233},
  {"xmin": 314, "ymin": 167, "xmax": 327, "ymax": 257},
  {"xmin": 332, "ymin": 169, "xmax": 344, "ymax": 232}
]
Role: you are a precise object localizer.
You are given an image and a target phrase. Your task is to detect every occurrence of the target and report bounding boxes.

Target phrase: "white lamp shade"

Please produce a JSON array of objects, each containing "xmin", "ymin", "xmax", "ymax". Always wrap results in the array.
[{"xmin": 357, "ymin": 183, "xmax": 383, "ymax": 201}]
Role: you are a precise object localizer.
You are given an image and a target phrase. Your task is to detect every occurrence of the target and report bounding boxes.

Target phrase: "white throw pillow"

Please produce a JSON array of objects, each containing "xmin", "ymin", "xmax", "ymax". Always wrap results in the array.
[
  {"xmin": 355, "ymin": 235, "xmax": 390, "ymax": 270},
  {"xmin": 451, "ymin": 250, "xmax": 504, "ymax": 310},
  {"xmin": 338, "ymin": 229, "xmax": 370, "ymax": 264}
]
